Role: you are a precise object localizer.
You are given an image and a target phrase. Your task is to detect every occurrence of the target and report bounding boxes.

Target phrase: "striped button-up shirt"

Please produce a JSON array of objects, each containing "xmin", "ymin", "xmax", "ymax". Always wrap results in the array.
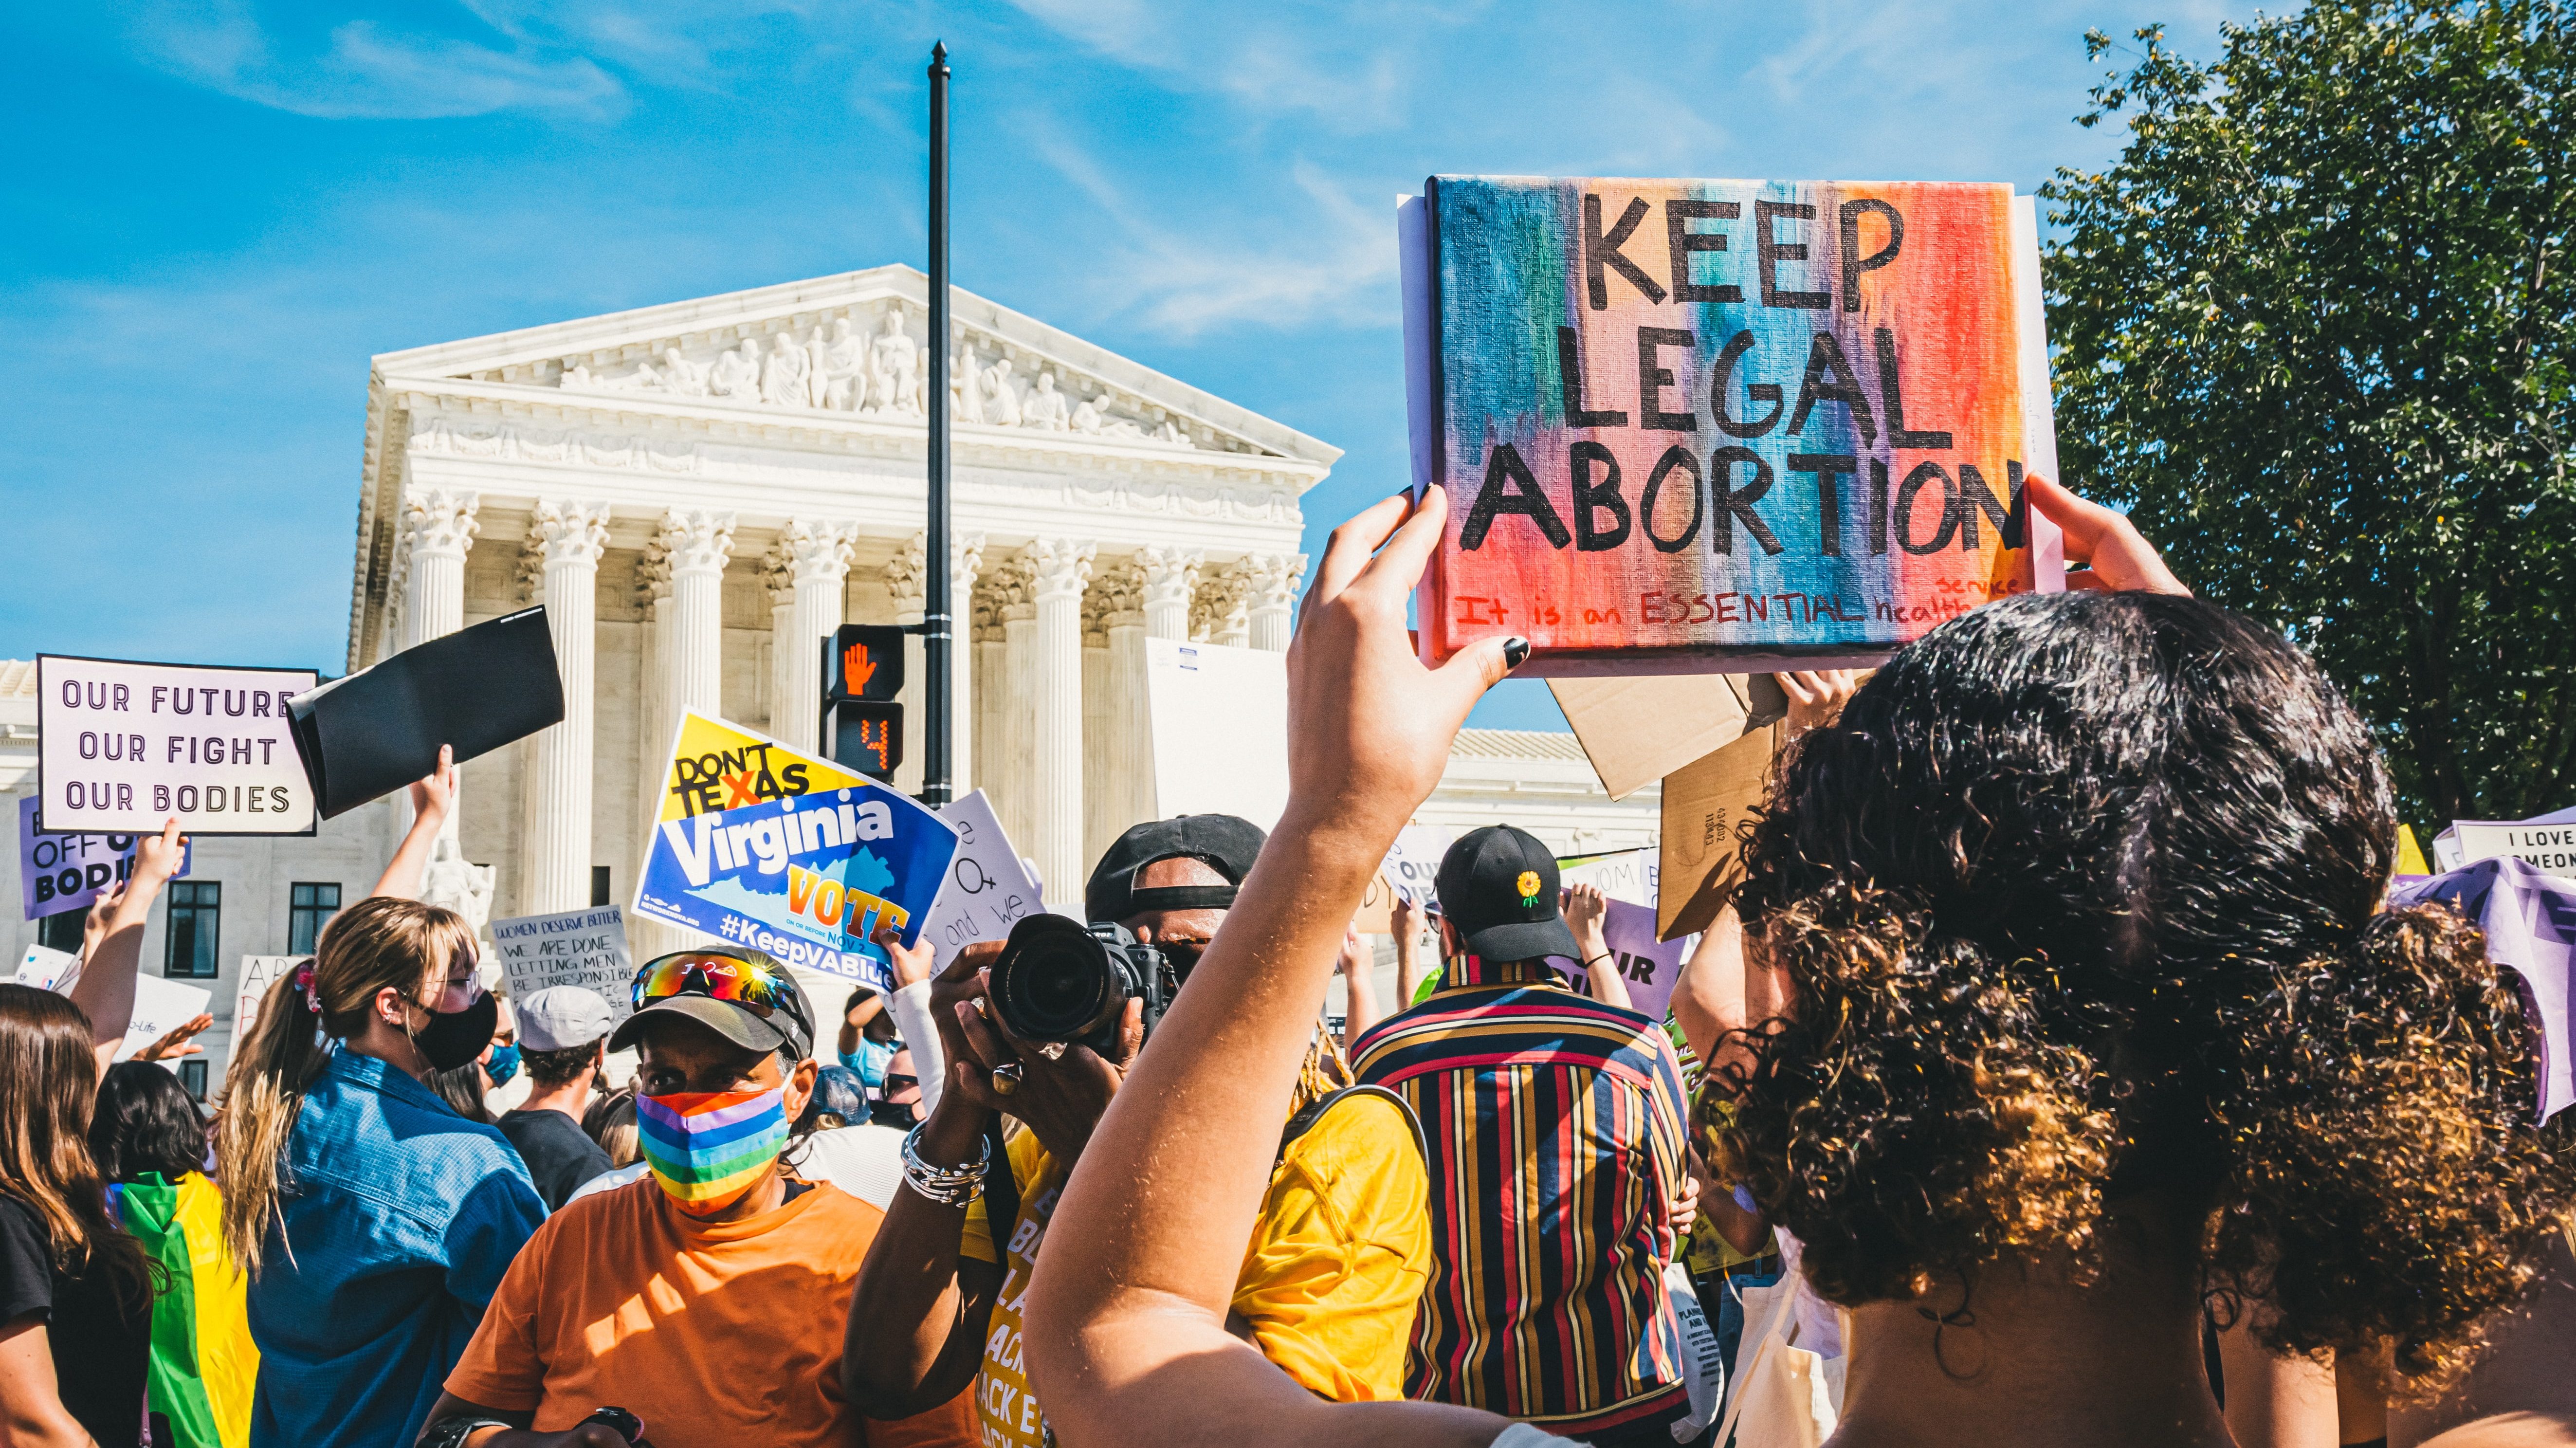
[{"xmin": 1349, "ymin": 960, "xmax": 1692, "ymax": 1435}]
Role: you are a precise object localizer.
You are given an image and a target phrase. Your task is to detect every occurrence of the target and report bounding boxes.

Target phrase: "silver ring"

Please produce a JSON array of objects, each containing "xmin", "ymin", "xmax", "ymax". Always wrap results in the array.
[{"xmin": 990, "ymin": 1061, "xmax": 1025, "ymax": 1096}]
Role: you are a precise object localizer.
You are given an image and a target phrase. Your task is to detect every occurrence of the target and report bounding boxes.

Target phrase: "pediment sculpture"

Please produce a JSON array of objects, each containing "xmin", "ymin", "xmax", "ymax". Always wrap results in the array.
[{"xmin": 542, "ymin": 306, "xmax": 1218, "ymax": 452}]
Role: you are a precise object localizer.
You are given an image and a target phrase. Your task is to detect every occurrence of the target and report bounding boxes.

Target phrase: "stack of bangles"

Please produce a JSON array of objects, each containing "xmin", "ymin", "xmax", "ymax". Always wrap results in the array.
[{"xmin": 900, "ymin": 1124, "xmax": 990, "ymax": 1206}]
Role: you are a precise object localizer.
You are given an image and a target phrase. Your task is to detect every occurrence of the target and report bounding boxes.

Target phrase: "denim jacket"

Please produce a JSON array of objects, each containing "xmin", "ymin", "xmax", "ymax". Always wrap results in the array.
[{"xmin": 245, "ymin": 1049, "xmax": 544, "ymax": 1448}]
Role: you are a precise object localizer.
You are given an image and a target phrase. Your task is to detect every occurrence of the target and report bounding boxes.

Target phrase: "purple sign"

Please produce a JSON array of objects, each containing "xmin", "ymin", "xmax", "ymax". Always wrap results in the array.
[
  {"xmin": 2389, "ymin": 856, "xmax": 2576, "ymax": 1122},
  {"xmin": 18, "ymin": 795, "xmax": 190, "ymax": 922}
]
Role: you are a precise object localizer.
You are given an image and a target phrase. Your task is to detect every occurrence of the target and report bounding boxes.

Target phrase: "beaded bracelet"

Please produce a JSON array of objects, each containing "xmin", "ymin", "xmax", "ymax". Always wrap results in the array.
[{"xmin": 901, "ymin": 1122, "xmax": 991, "ymax": 1207}]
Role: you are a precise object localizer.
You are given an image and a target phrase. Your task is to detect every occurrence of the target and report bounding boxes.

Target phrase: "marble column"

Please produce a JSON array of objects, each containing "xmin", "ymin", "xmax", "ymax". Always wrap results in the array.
[
  {"xmin": 1081, "ymin": 587, "xmax": 1113, "ymax": 865},
  {"xmin": 1243, "ymin": 553, "xmax": 1305, "ymax": 652},
  {"xmin": 1138, "ymin": 547, "xmax": 1200, "ymax": 643},
  {"xmin": 1196, "ymin": 567, "xmax": 1251, "ymax": 649},
  {"xmin": 631, "ymin": 541, "xmax": 673, "ymax": 918},
  {"xmin": 948, "ymin": 534, "xmax": 986, "ymax": 796},
  {"xmin": 663, "ymin": 510, "xmax": 737, "ymax": 720},
  {"xmin": 641, "ymin": 509, "xmax": 734, "ymax": 956},
  {"xmin": 762, "ymin": 545, "xmax": 796, "ymax": 737},
  {"xmin": 776, "ymin": 520, "xmax": 857, "ymax": 755},
  {"xmin": 973, "ymin": 574, "xmax": 1009, "ymax": 826},
  {"xmin": 400, "ymin": 489, "xmax": 480, "ymax": 851},
  {"xmin": 1092, "ymin": 561, "xmax": 1148, "ymax": 850},
  {"xmin": 519, "ymin": 500, "xmax": 610, "ymax": 915},
  {"xmin": 401, "ymin": 488, "xmax": 480, "ymax": 647},
  {"xmin": 891, "ymin": 530, "xmax": 986, "ymax": 798},
  {"xmin": 1025, "ymin": 539, "xmax": 1095, "ymax": 913},
  {"xmin": 999, "ymin": 561, "xmax": 1038, "ymax": 854}
]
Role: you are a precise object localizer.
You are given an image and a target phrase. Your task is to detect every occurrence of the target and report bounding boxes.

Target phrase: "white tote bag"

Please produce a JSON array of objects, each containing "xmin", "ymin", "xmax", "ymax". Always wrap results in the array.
[{"xmin": 1711, "ymin": 1266, "xmax": 1845, "ymax": 1448}]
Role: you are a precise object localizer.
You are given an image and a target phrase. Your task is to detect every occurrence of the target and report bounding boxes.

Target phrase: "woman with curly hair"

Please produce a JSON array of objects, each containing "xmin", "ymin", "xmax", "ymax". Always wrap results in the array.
[{"xmin": 1015, "ymin": 479, "xmax": 2569, "ymax": 1448}]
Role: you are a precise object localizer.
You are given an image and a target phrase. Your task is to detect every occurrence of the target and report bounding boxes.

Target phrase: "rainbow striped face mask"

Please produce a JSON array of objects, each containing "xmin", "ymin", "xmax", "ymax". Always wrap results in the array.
[{"xmin": 637, "ymin": 1086, "xmax": 790, "ymax": 1217}]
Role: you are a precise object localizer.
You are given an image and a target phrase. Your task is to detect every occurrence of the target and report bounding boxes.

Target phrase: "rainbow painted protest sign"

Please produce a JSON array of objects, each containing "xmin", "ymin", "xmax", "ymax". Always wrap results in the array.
[{"xmin": 1402, "ymin": 177, "xmax": 2064, "ymax": 674}]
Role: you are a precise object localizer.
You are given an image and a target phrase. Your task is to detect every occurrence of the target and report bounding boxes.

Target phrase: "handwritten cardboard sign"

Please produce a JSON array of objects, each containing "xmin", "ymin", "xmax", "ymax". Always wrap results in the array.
[
  {"xmin": 111, "ymin": 975, "xmax": 212, "ymax": 1064},
  {"xmin": 637, "ymin": 711, "xmax": 958, "ymax": 989},
  {"xmin": 489, "ymin": 906, "xmax": 635, "ymax": 1031},
  {"xmin": 918, "ymin": 790, "xmax": 1047, "ymax": 972},
  {"xmin": 1658, "ymin": 723, "xmax": 1783, "ymax": 941},
  {"xmin": 37, "ymin": 656, "xmax": 318, "ymax": 835},
  {"xmin": 1403, "ymin": 178, "xmax": 2064, "ymax": 675},
  {"xmin": 1559, "ymin": 897, "xmax": 1695, "ymax": 1022},
  {"xmin": 234, "ymin": 954, "xmax": 303, "ymax": 1041},
  {"xmin": 18, "ymin": 796, "xmax": 191, "ymax": 921}
]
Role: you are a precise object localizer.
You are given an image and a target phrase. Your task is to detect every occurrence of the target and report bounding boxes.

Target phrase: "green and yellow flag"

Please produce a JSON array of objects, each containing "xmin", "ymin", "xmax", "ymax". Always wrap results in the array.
[{"xmin": 112, "ymin": 1173, "xmax": 257, "ymax": 1448}]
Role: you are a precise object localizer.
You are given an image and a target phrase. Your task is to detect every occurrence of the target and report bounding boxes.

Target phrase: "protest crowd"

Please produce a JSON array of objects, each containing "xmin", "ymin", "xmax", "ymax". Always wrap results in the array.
[{"xmin": 0, "ymin": 470, "xmax": 2572, "ymax": 1448}]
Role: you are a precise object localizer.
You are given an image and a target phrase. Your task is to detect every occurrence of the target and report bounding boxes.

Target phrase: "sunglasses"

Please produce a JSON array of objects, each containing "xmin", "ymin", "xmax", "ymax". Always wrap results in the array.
[{"xmin": 632, "ymin": 953, "xmax": 806, "ymax": 1024}]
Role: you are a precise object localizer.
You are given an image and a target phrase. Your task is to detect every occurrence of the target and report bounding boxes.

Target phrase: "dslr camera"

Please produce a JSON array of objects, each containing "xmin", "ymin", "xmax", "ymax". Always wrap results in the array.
[{"xmin": 987, "ymin": 913, "xmax": 1177, "ymax": 1057}]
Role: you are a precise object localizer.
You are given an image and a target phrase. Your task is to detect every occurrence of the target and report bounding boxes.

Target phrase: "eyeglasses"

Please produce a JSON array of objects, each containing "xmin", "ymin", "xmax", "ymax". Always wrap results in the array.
[
  {"xmin": 1154, "ymin": 936, "xmax": 1215, "ymax": 977},
  {"xmin": 631, "ymin": 953, "xmax": 805, "ymax": 1024}
]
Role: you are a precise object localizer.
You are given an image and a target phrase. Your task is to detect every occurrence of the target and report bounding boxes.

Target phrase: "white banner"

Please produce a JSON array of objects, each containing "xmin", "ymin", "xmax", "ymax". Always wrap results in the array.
[
  {"xmin": 488, "ymin": 906, "xmax": 635, "ymax": 1030},
  {"xmin": 1145, "ymin": 639, "xmax": 1290, "ymax": 832},
  {"xmin": 37, "ymin": 656, "xmax": 317, "ymax": 835},
  {"xmin": 2451, "ymin": 820, "xmax": 2576, "ymax": 877}
]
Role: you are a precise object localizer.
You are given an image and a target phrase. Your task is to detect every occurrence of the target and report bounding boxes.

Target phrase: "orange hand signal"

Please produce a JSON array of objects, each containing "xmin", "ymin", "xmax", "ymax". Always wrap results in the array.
[{"xmin": 843, "ymin": 642, "xmax": 877, "ymax": 694}]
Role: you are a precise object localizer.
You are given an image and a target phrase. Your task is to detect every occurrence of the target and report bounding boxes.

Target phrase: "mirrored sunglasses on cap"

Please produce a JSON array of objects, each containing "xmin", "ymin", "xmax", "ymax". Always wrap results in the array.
[{"xmin": 631, "ymin": 951, "xmax": 805, "ymax": 1024}]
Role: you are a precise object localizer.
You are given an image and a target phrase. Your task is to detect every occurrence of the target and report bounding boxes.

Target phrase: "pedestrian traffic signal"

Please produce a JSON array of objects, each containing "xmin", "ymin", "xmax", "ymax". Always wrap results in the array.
[
  {"xmin": 827, "ymin": 700, "xmax": 902, "ymax": 781},
  {"xmin": 825, "ymin": 625, "xmax": 906, "ymax": 704}
]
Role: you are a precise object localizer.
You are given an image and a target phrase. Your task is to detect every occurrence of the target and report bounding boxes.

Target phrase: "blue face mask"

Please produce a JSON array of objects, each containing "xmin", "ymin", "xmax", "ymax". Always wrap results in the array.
[
  {"xmin": 840, "ymin": 1036, "xmax": 896, "ymax": 1090},
  {"xmin": 485, "ymin": 1043, "xmax": 522, "ymax": 1088}
]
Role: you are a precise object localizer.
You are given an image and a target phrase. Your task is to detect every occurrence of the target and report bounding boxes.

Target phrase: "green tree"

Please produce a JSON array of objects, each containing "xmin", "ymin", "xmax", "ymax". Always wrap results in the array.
[{"xmin": 2044, "ymin": 1, "xmax": 2576, "ymax": 828}]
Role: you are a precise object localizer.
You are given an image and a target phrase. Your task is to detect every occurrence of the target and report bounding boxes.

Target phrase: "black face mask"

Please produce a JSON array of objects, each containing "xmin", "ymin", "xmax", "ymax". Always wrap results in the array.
[
  {"xmin": 410, "ymin": 990, "xmax": 499, "ymax": 1073},
  {"xmin": 871, "ymin": 1099, "xmax": 918, "ymax": 1130}
]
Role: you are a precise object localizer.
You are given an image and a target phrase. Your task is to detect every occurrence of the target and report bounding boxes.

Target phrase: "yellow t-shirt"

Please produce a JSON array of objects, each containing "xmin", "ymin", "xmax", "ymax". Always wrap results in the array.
[
  {"xmin": 1684, "ymin": 1098, "xmax": 1775, "ymax": 1278},
  {"xmin": 960, "ymin": 1094, "xmax": 1428, "ymax": 1447}
]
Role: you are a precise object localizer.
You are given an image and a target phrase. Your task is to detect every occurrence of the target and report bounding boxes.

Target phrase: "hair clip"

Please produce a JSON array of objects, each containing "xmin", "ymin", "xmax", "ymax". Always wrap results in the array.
[{"xmin": 292, "ymin": 961, "xmax": 323, "ymax": 1015}]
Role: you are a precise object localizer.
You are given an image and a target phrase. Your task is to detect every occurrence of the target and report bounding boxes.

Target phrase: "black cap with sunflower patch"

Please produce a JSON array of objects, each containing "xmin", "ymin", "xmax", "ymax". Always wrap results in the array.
[{"xmin": 1433, "ymin": 824, "xmax": 1580, "ymax": 965}]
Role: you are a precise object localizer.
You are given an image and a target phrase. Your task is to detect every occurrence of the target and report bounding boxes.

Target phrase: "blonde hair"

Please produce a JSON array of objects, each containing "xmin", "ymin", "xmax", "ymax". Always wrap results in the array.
[{"xmin": 215, "ymin": 896, "xmax": 477, "ymax": 1274}]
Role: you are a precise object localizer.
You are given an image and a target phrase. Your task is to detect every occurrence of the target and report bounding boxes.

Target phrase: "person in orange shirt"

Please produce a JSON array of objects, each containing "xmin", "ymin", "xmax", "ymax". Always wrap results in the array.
[{"xmin": 413, "ymin": 946, "xmax": 974, "ymax": 1448}]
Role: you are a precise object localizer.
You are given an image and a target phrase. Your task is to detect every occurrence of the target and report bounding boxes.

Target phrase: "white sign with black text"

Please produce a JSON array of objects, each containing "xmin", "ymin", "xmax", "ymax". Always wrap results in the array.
[
  {"xmin": 488, "ymin": 906, "xmax": 636, "ymax": 1030},
  {"xmin": 37, "ymin": 656, "xmax": 318, "ymax": 835},
  {"xmin": 919, "ymin": 790, "xmax": 1050, "ymax": 972}
]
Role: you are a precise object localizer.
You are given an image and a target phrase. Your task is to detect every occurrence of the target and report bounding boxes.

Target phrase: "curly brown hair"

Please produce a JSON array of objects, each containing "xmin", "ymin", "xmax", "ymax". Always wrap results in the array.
[{"xmin": 1709, "ymin": 590, "xmax": 2566, "ymax": 1388}]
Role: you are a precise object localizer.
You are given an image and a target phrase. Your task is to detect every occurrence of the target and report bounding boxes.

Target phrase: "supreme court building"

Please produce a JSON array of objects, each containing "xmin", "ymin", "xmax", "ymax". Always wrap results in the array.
[{"xmin": 6, "ymin": 265, "xmax": 1656, "ymax": 1082}]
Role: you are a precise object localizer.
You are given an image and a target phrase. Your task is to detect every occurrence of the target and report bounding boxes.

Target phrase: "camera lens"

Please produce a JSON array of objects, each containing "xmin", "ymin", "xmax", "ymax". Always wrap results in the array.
[{"xmin": 990, "ymin": 915, "xmax": 1118, "ymax": 1045}]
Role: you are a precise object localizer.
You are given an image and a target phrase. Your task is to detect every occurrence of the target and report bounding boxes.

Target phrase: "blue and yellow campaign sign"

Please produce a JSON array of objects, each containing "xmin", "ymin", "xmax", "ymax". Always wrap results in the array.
[{"xmin": 636, "ymin": 711, "xmax": 958, "ymax": 987}]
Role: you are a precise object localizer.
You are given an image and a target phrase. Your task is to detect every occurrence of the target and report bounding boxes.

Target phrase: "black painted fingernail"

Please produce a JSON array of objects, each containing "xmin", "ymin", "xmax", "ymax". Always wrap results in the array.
[{"xmin": 1501, "ymin": 637, "xmax": 1530, "ymax": 670}]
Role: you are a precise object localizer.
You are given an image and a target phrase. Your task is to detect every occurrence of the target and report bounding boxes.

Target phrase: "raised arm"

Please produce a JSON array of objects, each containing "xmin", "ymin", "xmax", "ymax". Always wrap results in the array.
[
  {"xmin": 370, "ymin": 745, "xmax": 457, "ymax": 900},
  {"xmin": 1563, "ymin": 883, "xmax": 1629, "ymax": 1010},
  {"xmin": 72, "ymin": 820, "xmax": 185, "ymax": 1079},
  {"xmin": 1391, "ymin": 895, "xmax": 1429, "ymax": 1008},
  {"xmin": 843, "ymin": 931, "xmax": 1006, "ymax": 1418},
  {"xmin": 1023, "ymin": 487, "xmax": 1525, "ymax": 1448},
  {"xmin": 1337, "ymin": 925, "xmax": 1381, "ymax": 1045}
]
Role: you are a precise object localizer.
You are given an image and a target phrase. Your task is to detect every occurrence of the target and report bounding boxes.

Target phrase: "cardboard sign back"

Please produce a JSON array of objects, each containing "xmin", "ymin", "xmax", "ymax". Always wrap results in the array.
[
  {"xmin": 1657, "ymin": 724, "xmax": 1782, "ymax": 941},
  {"xmin": 1551, "ymin": 674, "xmax": 1784, "ymax": 801},
  {"xmin": 1406, "ymin": 178, "xmax": 2064, "ymax": 676}
]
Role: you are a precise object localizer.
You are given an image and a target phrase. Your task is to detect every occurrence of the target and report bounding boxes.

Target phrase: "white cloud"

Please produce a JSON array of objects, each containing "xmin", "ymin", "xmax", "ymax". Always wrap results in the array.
[
  {"xmin": 1034, "ymin": 137, "xmax": 1395, "ymax": 336},
  {"xmin": 1003, "ymin": 0, "xmax": 1483, "ymax": 131},
  {"xmin": 129, "ymin": 0, "xmax": 626, "ymax": 120}
]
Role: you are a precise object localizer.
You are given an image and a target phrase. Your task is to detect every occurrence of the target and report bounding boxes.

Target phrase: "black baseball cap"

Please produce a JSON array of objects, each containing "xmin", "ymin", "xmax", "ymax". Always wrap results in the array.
[
  {"xmin": 1436, "ymin": 825, "xmax": 1579, "ymax": 964},
  {"xmin": 609, "ymin": 947, "xmax": 817, "ymax": 1063},
  {"xmin": 1086, "ymin": 814, "xmax": 1268, "ymax": 923}
]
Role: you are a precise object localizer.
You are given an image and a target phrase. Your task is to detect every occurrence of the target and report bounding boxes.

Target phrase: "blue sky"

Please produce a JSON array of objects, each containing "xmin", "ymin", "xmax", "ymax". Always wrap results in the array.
[{"xmin": 1, "ymin": 0, "xmax": 2248, "ymax": 729}]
